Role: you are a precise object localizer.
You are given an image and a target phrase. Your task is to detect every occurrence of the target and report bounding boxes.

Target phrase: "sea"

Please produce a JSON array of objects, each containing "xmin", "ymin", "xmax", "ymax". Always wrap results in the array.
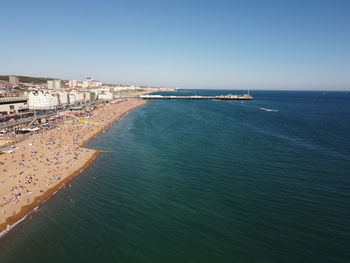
[{"xmin": 0, "ymin": 90, "xmax": 349, "ymax": 263}]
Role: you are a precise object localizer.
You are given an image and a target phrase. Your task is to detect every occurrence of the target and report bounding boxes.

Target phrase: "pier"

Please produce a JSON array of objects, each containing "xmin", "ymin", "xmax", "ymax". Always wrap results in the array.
[{"xmin": 138, "ymin": 94, "xmax": 253, "ymax": 100}]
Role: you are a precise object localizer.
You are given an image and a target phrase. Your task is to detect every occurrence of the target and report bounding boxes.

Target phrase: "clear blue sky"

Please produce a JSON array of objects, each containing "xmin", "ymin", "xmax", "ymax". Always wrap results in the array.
[{"xmin": 1, "ymin": 0, "xmax": 349, "ymax": 90}]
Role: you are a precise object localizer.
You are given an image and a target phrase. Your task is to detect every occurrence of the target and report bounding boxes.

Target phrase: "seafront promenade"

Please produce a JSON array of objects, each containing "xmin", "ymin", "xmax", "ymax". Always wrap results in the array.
[{"xmin": 0, "ymin": 91, "xmax": 149, "ymax": 235}]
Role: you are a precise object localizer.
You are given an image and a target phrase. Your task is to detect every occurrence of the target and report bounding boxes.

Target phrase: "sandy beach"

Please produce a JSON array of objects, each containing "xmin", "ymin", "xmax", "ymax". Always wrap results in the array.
[
  {"xmin": 0, "ymin": 140, "xmax": 13, "ymax": 147},
  {"xmin": 0, "ymin": 93, "xmax": 148, "ymax": 234}
]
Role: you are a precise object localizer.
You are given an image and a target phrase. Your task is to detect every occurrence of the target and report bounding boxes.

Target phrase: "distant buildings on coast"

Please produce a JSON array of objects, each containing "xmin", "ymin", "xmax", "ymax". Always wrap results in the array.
[
  {"xmin": 9, "ymin": 75, "xmax": 19, "ymax": 86},
  {"xmin": 0, "ymin": 76, "xmax": 174, "ymax": 116}
]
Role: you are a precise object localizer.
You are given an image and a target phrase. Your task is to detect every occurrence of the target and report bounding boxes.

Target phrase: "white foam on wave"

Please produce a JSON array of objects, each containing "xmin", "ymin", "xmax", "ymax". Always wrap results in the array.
[
  {"xmin": 0, "ymin": 206, "xmax": 40, "ymax": 239},
  {"xmin": 0, "ymin": 213, "xmax": 29, "ymax": 239},
  {"xmin": 260, "ymin": 107, "xmax": 279, "ymax": 112}
]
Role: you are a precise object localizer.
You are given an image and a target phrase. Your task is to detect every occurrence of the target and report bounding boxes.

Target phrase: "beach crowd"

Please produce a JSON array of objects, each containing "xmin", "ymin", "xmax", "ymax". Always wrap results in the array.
[{"xmin": 0, "ymin": 95, "xmax": 147, "ymax": 230}]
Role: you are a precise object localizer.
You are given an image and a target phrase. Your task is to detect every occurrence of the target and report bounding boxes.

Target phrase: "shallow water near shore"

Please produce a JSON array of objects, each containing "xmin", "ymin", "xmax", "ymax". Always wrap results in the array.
[{"xmin": 0, "ymin": 90, "xmax": 349, "ymax": 262}]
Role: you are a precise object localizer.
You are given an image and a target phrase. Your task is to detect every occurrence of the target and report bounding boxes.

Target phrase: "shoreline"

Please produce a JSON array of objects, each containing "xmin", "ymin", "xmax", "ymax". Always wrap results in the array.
[
  {"xmin": 0, "ymin": 96, "xmax": 149, "ymax": 236},
  {"xmin": 80, "ymin": 101, "xmax": 147, "ymax": 148},
  {"xmin": 0, "ymin": 151, "xmax": 100, "ymax": 237}
]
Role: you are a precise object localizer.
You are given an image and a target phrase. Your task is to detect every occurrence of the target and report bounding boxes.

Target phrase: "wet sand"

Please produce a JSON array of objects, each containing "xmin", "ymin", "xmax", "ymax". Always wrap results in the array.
[{"xmin": 0, "ymin": 94, "xmax": 148, "ymax": 234}]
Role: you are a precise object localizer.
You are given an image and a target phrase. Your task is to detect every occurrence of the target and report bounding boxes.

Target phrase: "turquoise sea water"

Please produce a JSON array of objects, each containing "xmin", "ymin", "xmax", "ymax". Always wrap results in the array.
[{"xmin": 0, "ymin": 90, "xmax": 349, "ymax": 262}]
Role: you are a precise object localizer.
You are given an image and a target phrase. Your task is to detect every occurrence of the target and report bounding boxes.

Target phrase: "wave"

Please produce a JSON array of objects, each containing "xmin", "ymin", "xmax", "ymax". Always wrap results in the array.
[
  {"xmin": 0, "ymin": 213, "xmax": 29, "ymax": 239},
  {"xmin": 260, "ymin": 107, "xmax": 279, "ymax": 112}
]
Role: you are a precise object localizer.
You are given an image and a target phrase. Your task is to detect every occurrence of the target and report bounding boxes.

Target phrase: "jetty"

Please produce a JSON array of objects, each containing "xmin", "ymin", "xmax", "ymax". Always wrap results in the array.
[{"xmin": 138, "ymin": 94, "xmax": 253, "ymax": 100}]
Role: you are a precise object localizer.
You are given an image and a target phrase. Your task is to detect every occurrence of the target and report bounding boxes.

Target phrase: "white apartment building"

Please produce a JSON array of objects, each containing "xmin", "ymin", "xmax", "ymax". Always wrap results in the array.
[
  {"xmin": 47, "ymin": 81, "xmax": 54, "ymax": 89},
  {"xmin": 113, "ymin": 85, "xmax": 142, "ymax": 92},
  {"xmin": 82, "ymin": 78, "xmax": 103, "ymax": 89},
  {"xmin": 76, "ymin": 92, "xmax": 85, "ymax": 102},
  {"xmin": 57, "ymin": 91, "xmax": 69, "ymax": 105},
  {"xmin": 68, "ymin": 93, "xmax": 78, "ymax": 105},
  {"xmin": 68, "ymin": 80, "xmax": 78, "ymax": 88},
  {"xmin": 68, "ymin": 91, "xmax": 85, "ymax": 105},
  {"xmin": 97, "ymin": 91, "xmax": 113, "ymax": 101},
  {"xmin": 47, "ymin": 80, "xmax": 64, "ymax": 90},
  {"xmin": 28, "ymin": 90, "xmax": 59, "ymax": 110},
  {"xmin": 82, "ymin": 91, "xmax": 91, "ymax": 101}
]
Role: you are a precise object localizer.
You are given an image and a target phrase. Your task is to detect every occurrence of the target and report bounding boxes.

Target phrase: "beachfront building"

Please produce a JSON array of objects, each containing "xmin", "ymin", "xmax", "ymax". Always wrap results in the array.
[
  {"xmin": 89, "ymin": 89, "xmax": 101, "ymax": 100},
  {"xmin": 76, "ymin": 92, "xmax": 84, "ymax": 102},
  {"xmin": 68, "ymin": 92, "xmax": 78, "ymax": 105},
  {"xmin": 97, "ymin": 91, "xmax": 113, "ymax": 101},
  {"xmin": 89, "ymin": 91, "xmax": 97, "ymax": 100},
  {"xmin": 28, "ymin": 90, "xmax": 59, "ymax": 110},
  {"xmin": 68, "ymin": 91, "xmax": 85, "ymax": 105},
  {"xmin": 57, "ymin": 91, "xmax": 69, "ymax": 105},
  {"xmin": 82, "ymin": 91, "xmax": 91, "ymax": 101},
  {"xmin": 0, "ymin": 97, "xmax": 28, "ymax": 116}
]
